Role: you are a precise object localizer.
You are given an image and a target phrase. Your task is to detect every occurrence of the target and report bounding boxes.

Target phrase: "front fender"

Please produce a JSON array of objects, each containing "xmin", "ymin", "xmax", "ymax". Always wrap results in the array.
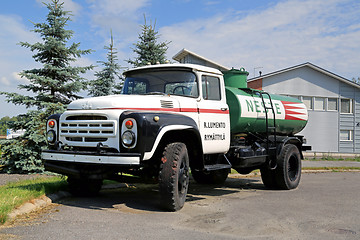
[{"xmin": 143, "ymin": 124, "xmax": 195, "ymax": 160}]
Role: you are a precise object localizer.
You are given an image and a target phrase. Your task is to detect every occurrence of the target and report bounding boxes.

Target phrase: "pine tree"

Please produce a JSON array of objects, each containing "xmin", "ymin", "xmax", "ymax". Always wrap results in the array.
[
  {"xmin": 0, "ymin": 0, "xmax": 93, "ymax": 173},
  {"xmin": 89, "ymin": 31, "xmax": 123, "ymax": 96},
  {"xmin": 127, "ymin": 15, "xmax": 171, "ymax": 67}
]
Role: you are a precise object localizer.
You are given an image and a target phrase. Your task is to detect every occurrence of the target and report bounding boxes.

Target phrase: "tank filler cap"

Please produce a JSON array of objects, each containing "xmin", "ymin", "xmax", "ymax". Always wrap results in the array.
[{"xmin": 223, "ymin": 67, "xmax": 249, "ymax": 88}]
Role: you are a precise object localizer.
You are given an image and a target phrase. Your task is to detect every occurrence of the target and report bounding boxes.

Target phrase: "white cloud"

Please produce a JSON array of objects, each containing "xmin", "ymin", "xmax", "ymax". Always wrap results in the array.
[
  {"xmin": 88, "ymin": 0, "xmax": 150, "ymax": 33},
  {"xmin": 1, "ymin": 77, "xmax": 11, "ymax": 86},
  {"xmin": 12, "ymin": 72, "xmax": 30, "ymax": 85},
  {"xmin": 0, "ymin": 14, "xmax": 40, "ymax": 90},
  {"xmin": 89, "ymin": 0, "xmax": 149, "ymax": 17},
  {"xmin": 161, "ymin": 0, "xmax": 360, "ymax": 79},
  {"xmin": 86, "ymin": 0, "xmax": 152, "ymax": 67}
]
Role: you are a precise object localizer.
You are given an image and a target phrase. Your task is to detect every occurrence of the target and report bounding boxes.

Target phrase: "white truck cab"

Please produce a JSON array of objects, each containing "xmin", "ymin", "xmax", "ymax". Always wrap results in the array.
[{"xmin": 42, "ymin": 64, "xmax": 232, "ymax": 211}]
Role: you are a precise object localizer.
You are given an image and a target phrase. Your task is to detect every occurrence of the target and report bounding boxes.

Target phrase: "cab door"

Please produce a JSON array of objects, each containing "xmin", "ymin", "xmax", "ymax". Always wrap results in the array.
[{"xmin": 197, "ymin": 74, "xmax": 230, "ymax": 154}]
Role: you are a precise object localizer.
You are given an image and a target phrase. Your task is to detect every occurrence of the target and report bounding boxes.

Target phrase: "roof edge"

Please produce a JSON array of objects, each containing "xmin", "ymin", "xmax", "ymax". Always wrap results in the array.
[{"xmin": 248, "ymin": 62, "xmax": 360, "ymax": 89}]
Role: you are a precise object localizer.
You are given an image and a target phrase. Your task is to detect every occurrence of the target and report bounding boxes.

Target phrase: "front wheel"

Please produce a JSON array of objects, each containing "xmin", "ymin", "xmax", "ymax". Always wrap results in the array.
[{"xmin": 159, "ymin": 142, "xmax": 190, "ymax": 211}]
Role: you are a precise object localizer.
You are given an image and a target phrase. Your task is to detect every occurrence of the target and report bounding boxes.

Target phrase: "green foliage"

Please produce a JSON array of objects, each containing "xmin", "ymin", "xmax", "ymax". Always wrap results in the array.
[
  {"xmin": 89, "ymin": 31, "xmax": 124, "ymax": 96},
  {"xmin": 0, "ymin": 103, "xmax": 65, "ymax": 173},
  {"xmin": 0, "ymin": 116, "xmax": 18, "ymax": 135},
  {"xmin": 0, "ymin": 0, "xmax": 93, "ymax": 173},
  {"xmin": 127, "ymin": 15, "xmax": 171, "ymax": 67}
]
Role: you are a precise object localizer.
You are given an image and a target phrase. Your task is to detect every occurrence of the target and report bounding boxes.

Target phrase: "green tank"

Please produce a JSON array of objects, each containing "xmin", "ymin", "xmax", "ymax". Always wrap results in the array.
[{"xmin": 223, "ymin": 68, "xmax": 308, "ymax": 135}]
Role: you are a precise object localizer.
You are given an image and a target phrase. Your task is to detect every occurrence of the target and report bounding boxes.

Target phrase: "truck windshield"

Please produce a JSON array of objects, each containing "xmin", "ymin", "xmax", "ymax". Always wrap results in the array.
[{"xmin": 122, "ymin": 69, "xmax": 199, "ymax": 97}]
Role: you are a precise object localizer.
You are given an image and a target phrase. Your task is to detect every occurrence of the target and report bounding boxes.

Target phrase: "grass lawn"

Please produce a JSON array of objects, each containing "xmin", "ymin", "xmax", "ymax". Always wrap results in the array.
[{"xmin": 0, "ymin": 176, "xmax": 67, "ymax": 224}]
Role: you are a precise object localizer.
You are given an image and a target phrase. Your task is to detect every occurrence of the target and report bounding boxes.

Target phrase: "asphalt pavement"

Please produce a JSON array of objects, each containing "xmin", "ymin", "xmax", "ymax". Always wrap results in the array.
[
  {"xmin": 1, "ymin": 172, "xmax": 359, "ymax": 240},
  {"xmin": 1, "ymin": 159, "xmax": 359, "ymax": 222}
]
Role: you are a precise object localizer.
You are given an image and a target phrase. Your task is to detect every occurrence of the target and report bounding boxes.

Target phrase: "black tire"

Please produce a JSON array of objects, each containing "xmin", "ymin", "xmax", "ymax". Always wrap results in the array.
[
  {"xmin": 67, "ymin": 177, "xmax": 103, "ymax": 197},
  {"xmin": 159, "ymin": 142, "xmax": 190, "ymax": 211},
  {"xmin": 192, "ymin": 169, "xmax": 229, "ymax": 184},
  {"xmin": 275, "ymin": 144, "xmax": 301, "ymax": 189}
]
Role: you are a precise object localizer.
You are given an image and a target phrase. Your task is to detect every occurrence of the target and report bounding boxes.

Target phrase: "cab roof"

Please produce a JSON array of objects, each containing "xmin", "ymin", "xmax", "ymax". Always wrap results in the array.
[{"xmin": 123, "ymin": 63, "xmax": 223, "ymax": 76}]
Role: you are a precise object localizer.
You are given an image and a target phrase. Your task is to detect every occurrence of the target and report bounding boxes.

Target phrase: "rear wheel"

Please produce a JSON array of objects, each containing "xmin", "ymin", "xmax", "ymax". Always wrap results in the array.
[
  {"xmin": 260, "ymin": 144, "xmax": 301, "ymax": 190},
  {"xmin": 275, "ymin": 144, "xmax": 301, "ymax": 189},
  {"xmin": 159, "ymin": 142, "xmax": 190, "ymax": 211}
]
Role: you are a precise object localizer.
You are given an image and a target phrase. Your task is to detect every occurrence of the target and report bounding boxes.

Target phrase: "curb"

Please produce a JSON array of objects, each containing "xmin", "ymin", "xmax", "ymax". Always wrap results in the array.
[
  {"xmin": 7, "ymin": 191, "xmax": 71, "ymax": 221},
  {"xmin": 6, "ymin": 183, "xmax": 128, "ymax": 221}
]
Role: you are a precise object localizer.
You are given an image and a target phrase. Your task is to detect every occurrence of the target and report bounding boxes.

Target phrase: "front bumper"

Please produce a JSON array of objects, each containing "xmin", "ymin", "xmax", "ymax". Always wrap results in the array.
[{"xmin": 42, "ymin": 150, "xmax": 141, "ymax": 166}]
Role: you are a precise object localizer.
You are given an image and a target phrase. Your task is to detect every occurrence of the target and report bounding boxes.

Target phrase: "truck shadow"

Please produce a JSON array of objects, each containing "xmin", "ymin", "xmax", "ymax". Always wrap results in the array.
[{"xmin": 58, "ymin": 176, "xmax": 266, "ymax": 213}]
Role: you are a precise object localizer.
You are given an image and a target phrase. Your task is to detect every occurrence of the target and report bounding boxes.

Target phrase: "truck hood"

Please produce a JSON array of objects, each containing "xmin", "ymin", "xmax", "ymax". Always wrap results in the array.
[{"xmin": 67, "ymin": 94, "xmax": 182, "ymax": 111}]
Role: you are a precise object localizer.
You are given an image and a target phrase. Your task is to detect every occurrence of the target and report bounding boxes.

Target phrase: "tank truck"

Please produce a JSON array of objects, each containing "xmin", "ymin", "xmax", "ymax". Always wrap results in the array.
[{"xmin": 42, "ymin": 63, "xmax": 311, "ymax": 211}]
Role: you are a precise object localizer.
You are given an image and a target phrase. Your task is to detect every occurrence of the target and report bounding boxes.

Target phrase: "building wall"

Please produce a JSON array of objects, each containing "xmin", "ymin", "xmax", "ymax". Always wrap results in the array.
[
  {"xmin": 258, "ymin": 67, "xmax": 360, "ymax": 153},
  {"xmin": 338, "ymin": 82, "xmax": 360, "ymax": 152},
  {"xmin": 247, "ymin": 79, "xmax": 262, "ymax": 90},
  {"xmin": 262, "ymin": 67, "xmax": 339, "ymax": 97}
]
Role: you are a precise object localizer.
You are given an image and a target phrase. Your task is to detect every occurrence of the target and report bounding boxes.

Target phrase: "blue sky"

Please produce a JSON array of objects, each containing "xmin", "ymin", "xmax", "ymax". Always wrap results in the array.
[{"xmin": 1, "ymin": 0, "xmax": 360, "ymax": 118}]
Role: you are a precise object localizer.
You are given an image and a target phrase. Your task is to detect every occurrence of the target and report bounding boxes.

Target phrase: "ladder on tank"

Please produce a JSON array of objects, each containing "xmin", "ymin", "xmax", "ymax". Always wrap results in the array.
[{"xmin": 256, "ymin": 91, "xmax": 277, "ymax": 169}]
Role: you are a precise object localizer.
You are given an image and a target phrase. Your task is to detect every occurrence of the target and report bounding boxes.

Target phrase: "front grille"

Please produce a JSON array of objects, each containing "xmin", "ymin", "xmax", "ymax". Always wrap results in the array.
[{"xmin": 60, "ymin": 116, "xmax": 116, "ymax": 142}]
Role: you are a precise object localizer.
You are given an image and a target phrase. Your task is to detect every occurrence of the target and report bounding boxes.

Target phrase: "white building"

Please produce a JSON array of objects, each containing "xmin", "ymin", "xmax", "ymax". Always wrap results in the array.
[{"xmin": 173, "ymin": 49, "xmax": 360, "ymax": 154}]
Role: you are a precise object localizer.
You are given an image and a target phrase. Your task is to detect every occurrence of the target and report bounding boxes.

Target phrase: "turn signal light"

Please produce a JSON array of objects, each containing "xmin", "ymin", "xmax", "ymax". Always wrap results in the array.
[
  {"xmin": 48, "ymin": 120, "xmax": 55, "ymax": 128},
  {"xmin": 125, "ymin": 120, "xmax": 133, "ymax": 129}
]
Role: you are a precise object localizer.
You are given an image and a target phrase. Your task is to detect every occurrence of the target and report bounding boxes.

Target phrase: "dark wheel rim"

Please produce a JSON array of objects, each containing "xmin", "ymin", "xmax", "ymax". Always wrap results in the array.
[
  {"xmin": 178, "ymin": 159, "xmax": 189, "ymax": 196},
  {"xmin": 288, "ymin": 154, "xmax": 299, "ymax": 181}
]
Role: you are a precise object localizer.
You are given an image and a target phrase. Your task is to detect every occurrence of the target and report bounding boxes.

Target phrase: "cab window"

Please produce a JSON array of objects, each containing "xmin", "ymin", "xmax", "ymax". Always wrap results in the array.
[{"xmin": 202, "ymin": 75, "xmax": 221, "ymax": 100}]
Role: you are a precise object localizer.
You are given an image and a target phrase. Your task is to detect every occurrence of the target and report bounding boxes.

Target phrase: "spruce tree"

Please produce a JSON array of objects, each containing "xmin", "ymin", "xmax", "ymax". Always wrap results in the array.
[
  {"xmin": 89, "ymin": 31, "xmax": 123, "ymax": 96},
  {"xmin": 127, "ymin": 15, "xmax": 171, "ymax": 67},
  {"xmin": 0, "ymin": 0, "xmax": 93, "ymax": 173}
]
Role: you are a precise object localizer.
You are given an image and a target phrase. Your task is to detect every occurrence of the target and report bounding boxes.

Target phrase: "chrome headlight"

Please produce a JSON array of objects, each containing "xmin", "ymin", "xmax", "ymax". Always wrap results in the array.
[
  {"xmin": 47, "ymin": 130, "xmax": 56, "ymax": 144},
  {"xmin": 121, "ymin": 131, "xmax": 135, "ymax": 147}
]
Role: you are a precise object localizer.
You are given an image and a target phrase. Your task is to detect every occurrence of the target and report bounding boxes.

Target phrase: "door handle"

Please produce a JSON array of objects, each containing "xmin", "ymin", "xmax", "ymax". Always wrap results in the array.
[{"xmin": 221, "ymin": 108, "xmax": 228, "ymax": 111}]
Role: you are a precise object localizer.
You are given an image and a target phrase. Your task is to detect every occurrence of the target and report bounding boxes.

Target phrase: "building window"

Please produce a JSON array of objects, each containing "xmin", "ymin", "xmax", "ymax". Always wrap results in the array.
[
  {"xmin": 302, "ymin": 96, "xmax": 313, "ymax": 110},
  {"xmin": 340, "ymin": 98, "xmax": 353, "ymax": 114},
  {"xmin": 314, "ymin": 97, "xmax": 325, "ymax": 111},
  {"xmin": 327, "ymin": 98, "xmax": 338, "ymax": 111},
  {"xmin": 340, "ymin": 130, "xmax": 353, "ymax": 141}
]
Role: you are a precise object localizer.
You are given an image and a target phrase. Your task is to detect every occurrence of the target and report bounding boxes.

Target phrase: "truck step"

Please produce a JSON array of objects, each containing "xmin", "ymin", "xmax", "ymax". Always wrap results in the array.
[{"xmin": 204, "ymin": 164, "xmax": 232, "ymax": 171}]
